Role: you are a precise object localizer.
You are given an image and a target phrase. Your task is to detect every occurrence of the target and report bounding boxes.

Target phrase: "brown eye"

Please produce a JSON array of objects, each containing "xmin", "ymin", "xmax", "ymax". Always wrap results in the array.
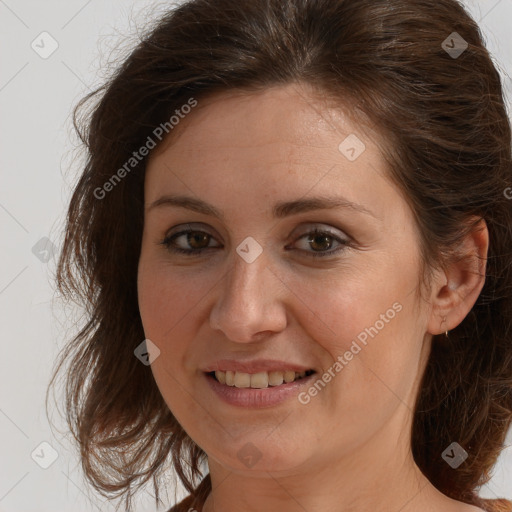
[
  {"xmin": 291, "ymin": 228, "xmax": 350, "ymax": 258},
  {"xmin": 162, "ymin": 229, "xmax": 221, "ymax": 255},
  {"xmin": 186, "ymin": 231, "xmax": 211, "ymax": 249},
  {"xmin": 307, "ymin": 232, "xmax": 335, "ymax": 252}
]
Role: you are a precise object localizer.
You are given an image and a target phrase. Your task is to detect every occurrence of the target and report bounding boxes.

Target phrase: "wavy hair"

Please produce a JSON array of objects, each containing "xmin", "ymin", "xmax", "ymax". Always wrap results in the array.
[{"xmin": 48, "ymin": 0, "xmax": 512, "ymax": 510}]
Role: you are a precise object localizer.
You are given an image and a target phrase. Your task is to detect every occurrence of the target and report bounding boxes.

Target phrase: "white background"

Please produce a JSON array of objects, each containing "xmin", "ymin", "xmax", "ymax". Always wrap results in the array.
[{"xmin": 0, "ymin": 0, "xmax": 511, "ymax": 510}]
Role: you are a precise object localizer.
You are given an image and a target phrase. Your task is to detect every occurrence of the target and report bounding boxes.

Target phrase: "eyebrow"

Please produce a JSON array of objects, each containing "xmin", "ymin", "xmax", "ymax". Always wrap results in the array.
[{"xmin": 147, "ymin": 194, "xmax": 377, "ymax": 220}]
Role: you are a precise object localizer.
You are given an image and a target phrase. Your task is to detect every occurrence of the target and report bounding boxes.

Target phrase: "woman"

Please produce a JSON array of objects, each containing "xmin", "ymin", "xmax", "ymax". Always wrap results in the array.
[{"xmin": 48, "ymin": 0, "xmax": 512, "ymax": 511}]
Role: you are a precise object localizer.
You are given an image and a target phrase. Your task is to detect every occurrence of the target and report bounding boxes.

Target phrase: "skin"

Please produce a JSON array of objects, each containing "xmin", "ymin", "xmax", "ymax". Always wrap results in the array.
[{"xmin": 137, "ymin": 82, "xmax": 488, "ymax": 512}]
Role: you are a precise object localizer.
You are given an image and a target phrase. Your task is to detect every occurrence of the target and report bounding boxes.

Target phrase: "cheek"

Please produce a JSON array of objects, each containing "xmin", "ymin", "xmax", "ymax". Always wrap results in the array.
[
  {"xmin": 137, "ymin": 260, "xmax": 194, "ymax": 383},
  {"xmin": 279, "ymin": 264, "xmax": 410, "ymax": 353},
  {"xmin": 291, "ymin": 276, "xmax": 423, "ymax": 446},
  {"xmin": 283, "ymin": 260, "xmax": 425, "ymax": 403},
  {"xmin": 137, "ymin": 261, "xmax": 206, "ymax": 419},
  {"xmin": 138, "ymin": 257, "xmax": 210, "ymax": 338},
  {"xmin": 137, "ymin": 256, "xmax": 221, "ymax": 379}
]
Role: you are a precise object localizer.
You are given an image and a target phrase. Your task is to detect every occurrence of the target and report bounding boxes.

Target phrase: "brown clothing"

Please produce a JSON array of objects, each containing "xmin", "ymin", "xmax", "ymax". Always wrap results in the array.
[
  {"xmin": 167, "ymin": 494, "xmax": 204, "ymax": 512},
  {"xmin": 167, "ymin": 475, "xmax": 210, "ymax": 512}
]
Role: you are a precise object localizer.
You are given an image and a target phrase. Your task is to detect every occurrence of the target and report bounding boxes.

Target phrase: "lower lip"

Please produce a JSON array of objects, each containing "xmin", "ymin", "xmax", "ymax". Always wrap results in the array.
[{"xmin": 204, "ymin": 372, "xmax": 317, "ymax": 408}]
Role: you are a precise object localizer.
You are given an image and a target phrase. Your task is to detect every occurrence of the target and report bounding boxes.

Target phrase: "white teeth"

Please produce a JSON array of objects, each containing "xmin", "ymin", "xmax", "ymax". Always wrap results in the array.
[
  {"xmin": 268, "ymin": 371, "xmax": 284, "ymax": 386},
  {"xmin": 250, "ymin": 372, "xmax": 269, "ymax": 389},
  {"xmin": 234, "ymin": 372, "xmax": 251, "ymax": 388},
  {"xmin": 225, "ymin": 370, "xmax": 235, "ymax": 386},
  {"xmin": 213, "ymin": 370, "xmax": 309, "ymax": 388},
  {"xmin": 284, "ymin": 370, "xmax": 296, "ymax": 383}
]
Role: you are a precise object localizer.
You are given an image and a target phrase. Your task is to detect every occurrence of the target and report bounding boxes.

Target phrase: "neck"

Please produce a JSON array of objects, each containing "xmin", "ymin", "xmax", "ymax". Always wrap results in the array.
[{"xmin": 201, "ymin": 411, "xmax": 446, "ymax": 512}]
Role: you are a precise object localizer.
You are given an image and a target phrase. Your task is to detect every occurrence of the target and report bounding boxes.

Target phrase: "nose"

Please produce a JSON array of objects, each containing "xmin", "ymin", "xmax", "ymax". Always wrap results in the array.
[{"xmin": 209, "ymin": 247, "xmax": 288, "ymax": 343}]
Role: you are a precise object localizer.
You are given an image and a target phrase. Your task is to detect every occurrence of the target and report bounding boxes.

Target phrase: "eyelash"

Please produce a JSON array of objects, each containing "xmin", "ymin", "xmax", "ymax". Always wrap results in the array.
[{"xmin": 160, "ymin": 227, "xmax": 351, "ymax": 258}]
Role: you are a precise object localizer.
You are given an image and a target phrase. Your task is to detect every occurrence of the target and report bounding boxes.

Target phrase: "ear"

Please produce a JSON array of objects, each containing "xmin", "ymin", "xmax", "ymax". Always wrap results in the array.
[{"xmin": 427, "ymin": 218, "xmax": 489, "ymax": 335}]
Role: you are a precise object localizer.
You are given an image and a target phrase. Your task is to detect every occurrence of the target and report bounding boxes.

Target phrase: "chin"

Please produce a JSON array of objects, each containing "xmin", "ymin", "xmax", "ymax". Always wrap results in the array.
[{"xmin": 204, "ymin": 435, "xmax": 309, "ymax": 475}]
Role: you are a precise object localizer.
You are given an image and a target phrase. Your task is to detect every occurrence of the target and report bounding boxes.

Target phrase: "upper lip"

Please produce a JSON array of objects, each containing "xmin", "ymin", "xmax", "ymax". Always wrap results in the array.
[{"xmin": 202, "ymin": 359, "xmax": 315, "ymax": 374}]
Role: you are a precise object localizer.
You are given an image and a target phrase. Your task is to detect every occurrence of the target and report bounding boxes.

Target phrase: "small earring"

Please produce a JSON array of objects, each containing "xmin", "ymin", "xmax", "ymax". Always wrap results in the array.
[{"xmin": 442, "ymin": 316, "xmax": 448, "ymax": 339}]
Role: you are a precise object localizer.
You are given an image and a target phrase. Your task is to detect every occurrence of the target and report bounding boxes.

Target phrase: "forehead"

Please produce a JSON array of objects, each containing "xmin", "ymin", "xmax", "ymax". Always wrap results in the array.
[
  {"xmin": 151, "ymin": 83, "xmax": 377, "ymax": 157},
  {"xmin": 144, "ymin": 83, "xmax": 409, "ymax": 228}
]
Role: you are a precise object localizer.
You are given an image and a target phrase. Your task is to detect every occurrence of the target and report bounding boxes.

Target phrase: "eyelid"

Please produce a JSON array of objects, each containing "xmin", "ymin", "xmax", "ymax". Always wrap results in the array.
[
  {"xmin": 165, "ymin": 222, "xmax": 219, "ymax": 239},
  {"xmin": 286, "ymin": 225, "xmax": 351, "ymax": 258},
  {"xmin": 162, "ymin": 223, "xmax": 222, "ymax": 250},
  {"xmin": 164, "ymin": 222, "xmax": 349, "ymax": 244},
  {"xmin": 161, "ymin": 221, "xmax": 351, "ymax": 258},
  {"xmin": 289, "ymin": 222, "xmax": 348, "ymax": 240}
]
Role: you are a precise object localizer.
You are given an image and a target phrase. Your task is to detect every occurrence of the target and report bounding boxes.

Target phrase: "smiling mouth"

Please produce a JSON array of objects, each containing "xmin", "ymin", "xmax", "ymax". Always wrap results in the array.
[{"xmin": 207, "ymin": 369, "xmax": 316, "ymax": 389}]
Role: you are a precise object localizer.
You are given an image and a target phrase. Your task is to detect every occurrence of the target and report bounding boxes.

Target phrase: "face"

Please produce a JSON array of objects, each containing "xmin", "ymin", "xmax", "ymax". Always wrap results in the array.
[{"xmin": 137, "ymin": 83, "xmax": 434, "ymax": 475}]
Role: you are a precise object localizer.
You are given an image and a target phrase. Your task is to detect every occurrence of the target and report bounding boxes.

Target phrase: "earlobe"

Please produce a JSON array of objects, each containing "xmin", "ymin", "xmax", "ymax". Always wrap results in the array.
[{"xmin": 427, "ymin": 218, "xmax": 489, "ymax": 336}]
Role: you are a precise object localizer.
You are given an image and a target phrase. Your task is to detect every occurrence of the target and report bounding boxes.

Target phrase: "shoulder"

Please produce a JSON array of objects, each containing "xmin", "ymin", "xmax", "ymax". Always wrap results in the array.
[
  {"xmin": 166, "ymin": 475, "xmax": 210, "ymax": 512},
  {"xmin": 166, "ymin": 493, "xmax": 202, "ymax": 512},
  {"xmin": 453, "ymin": 503, "xmax": 489, "ymax": 512},
  {"xmin": 460, "ymin": 499, "xmax": 512, "ymax": 512}
]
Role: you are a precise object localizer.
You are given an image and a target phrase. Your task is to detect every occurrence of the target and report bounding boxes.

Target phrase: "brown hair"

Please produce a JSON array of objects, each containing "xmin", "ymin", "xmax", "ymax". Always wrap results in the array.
[{"xmin": 48, "ymin": 0, "xmax": 512, "ymax": 510}]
